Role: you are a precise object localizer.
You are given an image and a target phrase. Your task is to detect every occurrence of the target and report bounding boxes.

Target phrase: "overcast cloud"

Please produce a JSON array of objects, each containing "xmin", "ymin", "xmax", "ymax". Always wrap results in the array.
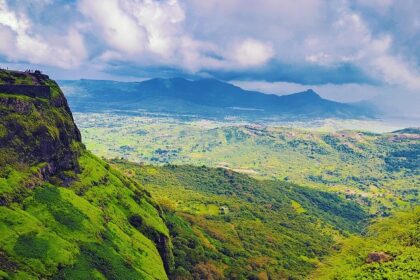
[{"xmin": 0, "ymin": 0, "xmax": 419, "ymax": 107}]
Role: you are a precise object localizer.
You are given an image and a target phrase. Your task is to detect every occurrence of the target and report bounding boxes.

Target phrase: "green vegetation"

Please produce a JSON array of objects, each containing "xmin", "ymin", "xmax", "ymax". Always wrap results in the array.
[
  {"xmin": 312, "ymin": 207, "xmax": 420, "ymax": 279},
  {"xmin": 0, "ymin": 71, "xmax": 82, "ymax": 177},
  {"xmin": 111, "ymin": 161, "xmax": 368, "ymax": 279},
  {"xmin": 0, "ymin": 152, "xmax": 170, "ymax": 279},
  {"xmin": 0, "ymin": 70, "xmax": 170, "ymax": 279},
  {"xmin": 1, "ymin": 70, "xmax": 418, "ymax": 279},
  {"xmin": 76, "ymin": 113, "xmax": 419, "ymax": 216},
  {"xmin": 0, "ymin": 71, "xmax": 35, "ymax": 85}
]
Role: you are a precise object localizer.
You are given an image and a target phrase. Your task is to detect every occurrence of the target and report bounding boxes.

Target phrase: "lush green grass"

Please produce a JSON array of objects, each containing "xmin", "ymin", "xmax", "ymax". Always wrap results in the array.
[
  {"xmin": 1, "ymin": 70, "xmax": 418, "ymax": 279},
  {"xmin": 0, "ymin": 70, "xmax": 170, "ymax": 279},
  {"xmin": 0, "ymin": 152, "xmax": 170, "ymax": 279},
  {"xmin": 0, "ymin": 71, "xmax": 35, "ymax": 85},
  {"xmin": 112, "ymin": 161, "xmax": 368, "ymax": 279},
  {"xmin": 312, "ymin": 207, "xmax": 420, "ymax": 279},
  {"xmin": 75, "ymin": 113, "xmax": 419, "ymax": 216},
  {"xmin": 0, "ymin": 74, "xmax": 83, "ymax": 177}
]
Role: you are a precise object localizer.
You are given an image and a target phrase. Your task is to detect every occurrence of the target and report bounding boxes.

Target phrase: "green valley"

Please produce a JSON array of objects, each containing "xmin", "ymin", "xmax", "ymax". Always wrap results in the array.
[
  {"xmin": 110, "ymin": 161, "xmax": 367, "ymax": 279},
  {"xmin": 312, "ymin": 207, "xmax": 420, "ymax": 279},
  {"xmin": 74, "ymin": 113, "xmax": 419, "ymax": 216},
  {"xmin": 0, "ymin": 69, "xmax": 418, "ymax": 279},
  {"xmin": 1, "ymin": 1, "xmax": 420, "ymax": 279}
]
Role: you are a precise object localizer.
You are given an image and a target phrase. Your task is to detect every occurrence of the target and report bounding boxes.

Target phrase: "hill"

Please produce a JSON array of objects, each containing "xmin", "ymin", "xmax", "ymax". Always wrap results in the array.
[
  {"xmin": 75, "ymin": 113, "xmax": 419, "ymax": 216},
  {"xmin": 0, "ymin": 69, "xmax": 373, "ymax": 279},
  {"xmin": 59, "ymin": 78, "xmax": 372, "ymax": 119},
  {"xmin": 111, "ymin": 161, "xmax": 368, "ymax": 279},
  {"xmin": 1, "ymin": 69, "xmax": 417, "ymax": 279},
  {"xmin": 392, "ymin": 127, "xmax": 420, "ymax": 134},
  {"xmin": 0, "ymin": 70, "xmax": 171, "ymax": 279},
  {"xmin": 312, "ymin": 207, "xmax": 420, "ymax": 279}
]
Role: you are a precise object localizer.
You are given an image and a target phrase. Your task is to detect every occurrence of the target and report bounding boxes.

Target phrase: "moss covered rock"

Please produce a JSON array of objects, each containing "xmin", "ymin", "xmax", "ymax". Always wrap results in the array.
[{"xmin": 0, "ymin": 70, "xmax": 171, "ymax": 279}]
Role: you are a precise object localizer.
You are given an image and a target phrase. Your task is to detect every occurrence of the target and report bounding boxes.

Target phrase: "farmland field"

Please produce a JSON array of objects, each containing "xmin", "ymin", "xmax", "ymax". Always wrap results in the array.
[{"xmin": 74, "ymin": 112, "xmax": 419, "ymax": 216}]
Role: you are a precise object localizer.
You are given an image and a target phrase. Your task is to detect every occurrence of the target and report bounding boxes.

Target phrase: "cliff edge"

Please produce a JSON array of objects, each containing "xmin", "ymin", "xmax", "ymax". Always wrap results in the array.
[
  {"xmin": 0, "ymin": 69, "xmax": 82, "ymax": 180},
  {"xmin": 0, "ymin": 70, "xmax": 172, "ymax": 280}
]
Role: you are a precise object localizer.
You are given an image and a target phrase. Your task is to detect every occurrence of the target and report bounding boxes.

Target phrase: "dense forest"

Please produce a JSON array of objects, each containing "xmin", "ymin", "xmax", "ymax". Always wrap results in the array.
[{"xmin": 112, "ymin": 161, "xmax": 368, "ymax": 279}]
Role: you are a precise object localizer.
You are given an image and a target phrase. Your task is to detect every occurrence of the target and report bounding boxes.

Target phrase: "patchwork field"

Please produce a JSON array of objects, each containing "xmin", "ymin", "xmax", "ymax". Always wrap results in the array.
[{"xmin": 74, "ymin": 113, "xmax": 419, "ymax": 216}]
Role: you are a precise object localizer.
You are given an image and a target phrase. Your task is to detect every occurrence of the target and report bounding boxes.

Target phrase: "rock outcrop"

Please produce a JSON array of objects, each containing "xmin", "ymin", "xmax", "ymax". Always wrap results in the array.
[
  {"xmin": 366, "ymin": 252, "xmax": 393, "ymax": 263},
  {"xmin": 0, "ymin": 69, "xmax": 82, "ymax": 180},
  {"xmin": 0, "ymin": 69, "xmax": 172, "ymax": 279},
  {"xmin": 0, "ymin": 85, "xmax": 51, "ymax": 98}
]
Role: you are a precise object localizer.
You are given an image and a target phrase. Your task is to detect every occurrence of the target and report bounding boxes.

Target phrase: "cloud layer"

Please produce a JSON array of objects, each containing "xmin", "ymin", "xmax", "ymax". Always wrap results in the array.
[{"xmin": 0, "ymin": 0, "xmax": 419, "ymax": 99}]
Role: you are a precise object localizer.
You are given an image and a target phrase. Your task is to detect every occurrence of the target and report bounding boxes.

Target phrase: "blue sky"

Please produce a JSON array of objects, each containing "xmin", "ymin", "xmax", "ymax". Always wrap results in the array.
[{"xmin": 0, "ymin": 0, "xmax": 419, "ymax": 109}]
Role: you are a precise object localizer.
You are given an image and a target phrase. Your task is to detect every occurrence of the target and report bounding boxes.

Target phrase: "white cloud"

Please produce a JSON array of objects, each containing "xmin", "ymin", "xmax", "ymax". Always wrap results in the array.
[
  {"xmin": 78, "ymin": 0, "xmax": 147, "ymax": 54},
  {"xmin": 126, "ymin": 0, "xmax": 185, "ymax": 57},
  {"xmin": 0, "ymin": 0, "xmax": 419, "ymax": 99},
  {"xmin": 188, "ymin": 0, "xmax": 420, "ymax": 91},
  {"xmin": 230, "ymin": 39, "xmax": 274, "ymax": 67},
  {"xmin": 349, "ymin": 29, "xmax": 420, "ymax": 91},
  {"xmin": 176, "ymin": 36, "xmax": 221, "ymax": 71},
  {"xmin": 78, "ymin": 0, "xmax": 187, "ymax": 59},
  {"xmin": 77, "ymin": 0, "xmax": 277, "ymax": 72},
  {"xmin": 299, "ymin": 6, "xmax": 420, "ymax": 91},
  {"xmin": 370, "ymin": 55, "xmax": 420, "ymax": 90},
  {"xmin": 0, "ymin": 0, "xmax": 86, "ymax": 68}
]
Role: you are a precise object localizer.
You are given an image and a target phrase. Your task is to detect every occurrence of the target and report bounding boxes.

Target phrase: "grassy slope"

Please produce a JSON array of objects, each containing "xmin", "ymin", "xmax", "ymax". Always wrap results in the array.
[
  {"xmin": 311, "ymin": 207, "xmax": 420, "ymax": 279},
  {"xmin": 1, "ymin": 70, "xmax": 417, "ymax": 279},
  {"xmin": 0, "ymin": 70, "xmax": 170, "ymax": 280},
  {"xmin": 0, "ymin": 152, "xmax": 169, "ymax": 279},
  {"xmin": 75, "ymin": 114, "xmax": 419, "ymax": 216},
  {"xmin": 112, "ymin": 161, "xmax": 368, "ymax": 279}
]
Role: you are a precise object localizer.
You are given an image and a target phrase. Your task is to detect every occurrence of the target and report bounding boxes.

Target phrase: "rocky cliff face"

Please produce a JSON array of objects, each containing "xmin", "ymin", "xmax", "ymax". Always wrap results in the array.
[
  {"xmin": 0, "ymin": 70, "xmax": 82, "ymax": 180},
  {"xmin": 0, "ymin": 70, "xmax": 172, "ymax": 279}
]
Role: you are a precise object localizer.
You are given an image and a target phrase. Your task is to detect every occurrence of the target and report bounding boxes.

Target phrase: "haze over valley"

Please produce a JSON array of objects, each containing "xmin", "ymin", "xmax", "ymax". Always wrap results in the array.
[{"xmin": 0, "ymin": 0, "xmax": 419, "ymax": 279}]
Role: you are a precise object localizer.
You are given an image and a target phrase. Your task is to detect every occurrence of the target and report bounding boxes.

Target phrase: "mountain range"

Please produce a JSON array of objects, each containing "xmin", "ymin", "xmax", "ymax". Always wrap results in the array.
[
  {"xmin": 60, "ymin": 78, "xmax": 373, "ymax": 119},
  {"xmin": 0, "ymin": 69, "xmax": 367, "ymax": 279},
  {"xmin": 1, "ymin": 69, "xmax": 418, "ymax": 279}
]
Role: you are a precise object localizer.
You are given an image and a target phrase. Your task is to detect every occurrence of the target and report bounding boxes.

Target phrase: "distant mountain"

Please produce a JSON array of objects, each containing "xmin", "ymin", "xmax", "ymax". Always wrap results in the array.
[
  {"xmin": 392, "ymin": 127, "xmax": 420, "ymax": 134},
  {"xmin": 0, "ymin": 69, "xmax": 371, "ymax": 279},
  {"xmin": 60, "ymin": 78, "xmax": 373, "ymax": 119}
]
